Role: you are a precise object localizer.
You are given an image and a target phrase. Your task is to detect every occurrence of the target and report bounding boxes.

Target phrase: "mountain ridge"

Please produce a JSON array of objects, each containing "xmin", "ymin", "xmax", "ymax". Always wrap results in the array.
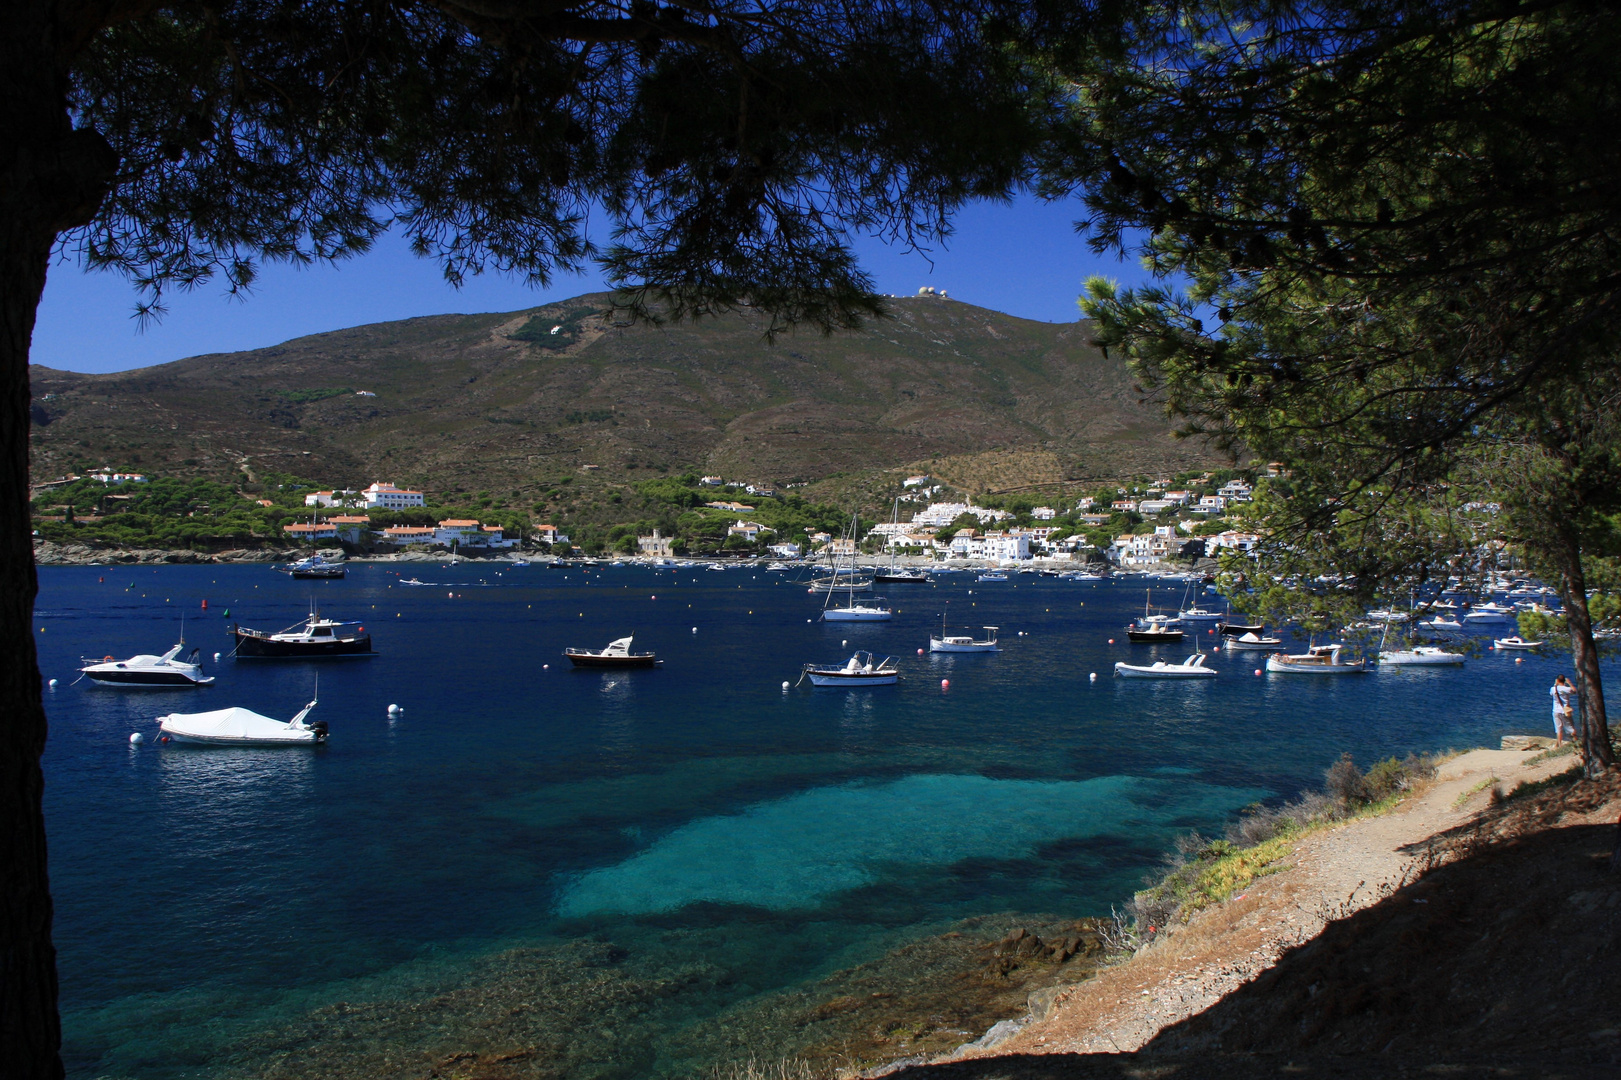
[{"xmin": 29, "ymin": 292, "xmax": 1216, "ymax": 499}]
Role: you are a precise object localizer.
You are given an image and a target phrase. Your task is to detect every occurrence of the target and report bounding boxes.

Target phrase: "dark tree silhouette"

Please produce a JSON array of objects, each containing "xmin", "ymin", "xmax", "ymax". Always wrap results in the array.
[{"xmin": 2, "ymin": 3, "xmax": 1049, "ymax": 1074}]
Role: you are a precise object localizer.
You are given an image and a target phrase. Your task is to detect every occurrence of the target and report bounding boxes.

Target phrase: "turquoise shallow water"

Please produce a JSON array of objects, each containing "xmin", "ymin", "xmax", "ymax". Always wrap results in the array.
[{"xmin": 35, "ymin": 564, "xmax": 1600, "ymax": 1077}]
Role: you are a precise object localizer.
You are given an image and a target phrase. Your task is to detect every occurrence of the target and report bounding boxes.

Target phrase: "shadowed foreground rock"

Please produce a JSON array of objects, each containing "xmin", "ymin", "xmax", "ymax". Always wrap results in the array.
[{"xmin": 890, "ymin": 778, "xmax": 1621, "ymax": 1080}]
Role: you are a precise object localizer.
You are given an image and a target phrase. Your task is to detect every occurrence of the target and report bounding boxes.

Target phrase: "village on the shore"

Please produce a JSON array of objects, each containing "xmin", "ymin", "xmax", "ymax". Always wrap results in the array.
[{"xmin": 30, "ymin": 465, "xmax": 1274, "ymax": 570}]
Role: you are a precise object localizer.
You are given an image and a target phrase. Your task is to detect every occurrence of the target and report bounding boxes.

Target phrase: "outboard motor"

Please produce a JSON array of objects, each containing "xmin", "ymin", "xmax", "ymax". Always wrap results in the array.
[{"xmin": 307, "ymin": 719, "xmax": 330, "ymax": 740}]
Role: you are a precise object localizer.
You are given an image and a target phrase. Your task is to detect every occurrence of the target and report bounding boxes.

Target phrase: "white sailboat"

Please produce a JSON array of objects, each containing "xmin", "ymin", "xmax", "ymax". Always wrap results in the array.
[{"xmin": 820, "ymin": 514, "xmax": 891, "ymax": 620}]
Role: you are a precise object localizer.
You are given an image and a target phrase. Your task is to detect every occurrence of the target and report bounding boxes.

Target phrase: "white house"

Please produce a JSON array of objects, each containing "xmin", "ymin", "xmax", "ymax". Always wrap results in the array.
[
  {"xmin": 767, "ymin": 541, "xmax": 803, "ymax": 558},
  {"xmin": 1206, "ymin": 530, "xmax": 1261, "ymax": 554},
  {"xmin": 1218, "ymin": 480, "xmax": 1254, "ymax": 502},
  {"xmin": 534, "ymin": 524, "xmax": 570, "ymax": 546},
  {"xmin": 90, "ymin": 471, "xmax": 146, "ymax": 484},
  {"xmin": 1188, "ymin": 495, "xmax": 1227, "ymax": 516},
  {"xmin": 912, "ymin": 501, "xmax": 1011, "ymax": 527},
  {"xmin": 727, "ymin": 520, "xmax": 771, "ymax": 541},
  {"xmin": 283, "ymin": 522, "xmax": 338, "ymax": 542},
  {"xmin": 1138, "ymin": 499, "xmax": 1175, "ymax": 514},
  {"xmin": 698, "ymin": 475, "xmax": 724, "ymax": 486},
  {"xmin": 303, "ymin": 489, "xmax": 358, "ymax": 508},
  {"xmin": 1031, "ymin": 506, "xmax": 1056, "ymax": 520},
  {"xmin": 903, "ymin": 474, "xmax": 931, "ymax": 488},
  {"xmin": 327, "ymin": 515, "xmax": 371, "ymax": 544},
  {"xmin": 885, "ymin": 531, "xmax": 938, "ymax": 551},
  {"xmin": 362, "ymin": 482, "xmax": 425, "ymax": 509},
  {"xmin": 639, "ymin": 530, "xmax": 674, "ymax": 557}
]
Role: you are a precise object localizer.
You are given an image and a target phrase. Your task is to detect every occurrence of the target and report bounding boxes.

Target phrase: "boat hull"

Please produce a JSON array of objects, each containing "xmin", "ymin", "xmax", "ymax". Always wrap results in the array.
[
  {"xmin": 290, "ymin": 567, "xmax": 346, "ymax": 579},
  {"xmin": 1266, "ymin": 657, "xmax": 1367, "ymax": 674},
  {"xmin": 929, "ymin": 637, "xmax": 998, "ymax": 653},
  {"xmin": 162, "ymin": 730, "xmax": 321, "ymax": 746},
  {"xmin": 565, "ymin": 652, "xmax": 660, "ymax": 668},
  {"xmin": 1380, "ymin": 652, "xmax": 1466, "ymax": 666},
  {"xmin": 805, "ymin": 671, "xmax": 898, "ymax": 686},
  {"xmin": 230, "ymin": 629, "xmax": 373, "ymax": 658},
  {"xmin": 822, "ymin": 609, "xmax": 892, "ymax": 621},
  {"xmin": 874, "ymin": 572, "xmax": 930, "ymax": 583},
  {"xmin": 84, "ymin": 669, "xmax": 212, "ymax": 687},
  {"xmin": 1113, "ymin": 663, "xmax": 1216, "ymax": 679},
  {"xmin": 1126, "ymin": 629, "xmax": 1184, "ymax": 643}
]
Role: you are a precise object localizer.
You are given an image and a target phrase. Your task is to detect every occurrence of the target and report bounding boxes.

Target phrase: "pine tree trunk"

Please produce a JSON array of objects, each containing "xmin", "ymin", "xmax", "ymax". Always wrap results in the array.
[
  {"xmin": 1551, "ymin": 531, "xmax": 1614, "ymax": 776},
  {"xmin": 2, "ymin": 4, "xmax": 117, "ymax": 1073},
  {"xmin": 0, "ymin": 165, "xmax": 64, "ymax": 1080}
]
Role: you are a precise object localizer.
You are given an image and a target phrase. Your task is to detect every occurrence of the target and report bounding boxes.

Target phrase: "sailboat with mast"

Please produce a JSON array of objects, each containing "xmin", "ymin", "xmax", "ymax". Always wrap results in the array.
[
  {"xmin": 822, "ymin": 512, "xmax": 892, "ymax": 621},
  {"xmin": 874, "ymin": 496, "xmax": 931, "ymax": 583}
]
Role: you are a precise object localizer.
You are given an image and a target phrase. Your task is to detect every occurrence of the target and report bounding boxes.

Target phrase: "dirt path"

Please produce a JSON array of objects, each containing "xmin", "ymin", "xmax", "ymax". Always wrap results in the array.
[{"xmin": 937, "ymin": 744, "xmax": 1587, "ymax": 1063}]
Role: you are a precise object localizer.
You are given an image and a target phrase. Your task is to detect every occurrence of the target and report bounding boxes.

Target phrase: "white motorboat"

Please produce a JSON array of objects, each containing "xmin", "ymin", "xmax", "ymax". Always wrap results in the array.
[
  {"xmin": 1462, "ymin": 602, "xmax": 1518, "ymax": 626},
  {"xmin": 565, "ymin": 635, "xmax": 662, "ymax": 667},
  {"xmin": 80, "ymin": 641, "xmax": 214, "ymax": 687},
  {"xmin": 1380, "ymin": 646, "xmax": 1466, "ymax": 666},
  {"xmin": 1493, "ymin": 636, "xmax": 1543, "ymax": 651},
  {"xmin": 929, "ymin": 609, "xmax": 999, "ymax": 653},
  {"xmin": 1176, "ymin": 605, "xmax": 1224, "ymax": 624},
  {"xmin": 1266, "ymin": 643, "xmax": 1368, "ymax": 674},
  {"xmin": 1226, "ymin": 631, "xmax": 1283, "ymax": 649},
  {"xmin": 823, "ymin": 596, "xmax": 894, "ymax": 621},
  {"xmin": 1419, "ymin": 617, "xmax": 1464, "ymax": 633},
  {"xmin": 158, "ymin": 696, "xmax": 326, "ymax": 746},
  {"xmin": 976, "ymin": 572, "xmax": 1009, "ymax": 582},
  {"xmin": 765, "ymin": 562, "xmax": 791, "ymax": 572},
  {"xmin": 802, "ymin": 651, "xmax": 900, "ymax": 686},
  {"xmin": 1114, "ymin": 653, "xmax": 1218, "ymax": 679}
]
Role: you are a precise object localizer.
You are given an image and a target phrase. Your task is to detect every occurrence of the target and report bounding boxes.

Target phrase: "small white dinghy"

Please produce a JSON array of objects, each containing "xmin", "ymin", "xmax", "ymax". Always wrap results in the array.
[
  {"xmin": 1493, "ymin": 636, "xmax": 1543, "ymax": 651},
  {"xmin": 158, "ymin": 695, "xmax": 327, "ymax": 746},
  {"xmin": 1380, "ymin": 646, "xmax": 1466, "ymax": 666},
  {"xmin": 1114, "ymin": 653, "xmax": 1218, "ymax": 679},
  {"xmin": 1225, "ymin": 631, "xmax": 1283, "ymax": 650}
]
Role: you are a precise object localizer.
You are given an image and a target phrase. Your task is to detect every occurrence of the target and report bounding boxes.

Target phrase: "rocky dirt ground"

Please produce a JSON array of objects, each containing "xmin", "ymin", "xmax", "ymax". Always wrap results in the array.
[{"xmin": 877, "ymin": 744, "xmax": 1621, "ymax": 1079}]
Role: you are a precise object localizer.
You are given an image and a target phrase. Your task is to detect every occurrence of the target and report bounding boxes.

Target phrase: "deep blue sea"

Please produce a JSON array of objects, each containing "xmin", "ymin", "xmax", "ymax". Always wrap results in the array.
[{"xmin": 35, "ymin": 563, "xmax": 1602, "ymax": 1078}]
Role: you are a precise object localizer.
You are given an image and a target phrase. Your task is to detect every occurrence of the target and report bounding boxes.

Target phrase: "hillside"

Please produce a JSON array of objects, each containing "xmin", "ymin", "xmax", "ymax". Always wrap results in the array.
[{"xmin": 28, "ymin": 293, "xmax": 1215, "ymax": 502}]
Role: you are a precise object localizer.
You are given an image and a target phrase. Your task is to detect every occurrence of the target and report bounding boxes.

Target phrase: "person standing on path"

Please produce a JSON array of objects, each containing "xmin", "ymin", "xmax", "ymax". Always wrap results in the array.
[{"xmin": 1550, "ymin": 675, "xmax": 1576, "ymax": 745}]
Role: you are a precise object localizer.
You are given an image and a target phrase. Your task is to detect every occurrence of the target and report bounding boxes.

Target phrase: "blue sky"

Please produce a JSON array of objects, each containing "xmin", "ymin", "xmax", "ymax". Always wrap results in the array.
[{"xmin": 31, "ymin": 194, "xmax": 1155, "ymax": 375}]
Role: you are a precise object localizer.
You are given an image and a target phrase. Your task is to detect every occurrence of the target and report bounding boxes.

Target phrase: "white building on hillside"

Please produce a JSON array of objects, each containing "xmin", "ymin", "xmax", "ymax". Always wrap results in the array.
[
  {"xmin": 304, "ymin": 489, "xmax": 359, "ymax": 508},
  {"xmin": 362, "ymin": 482, "xmax": 425, "ymax": 509},
  {"xmin": 912, "ymin": 501, "xmax": 1011, "ymax": 527}
]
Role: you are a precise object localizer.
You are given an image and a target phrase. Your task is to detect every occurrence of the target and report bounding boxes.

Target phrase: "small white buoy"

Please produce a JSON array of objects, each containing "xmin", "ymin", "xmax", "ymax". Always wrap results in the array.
[
  {"xmin": 129, "ymin": 732, "xmax": 144, "ymax": 744},
  {"xmin": 842, "ymin": 639, "xmax": 848, "ymax": 647},
  {"xmin": 782, "ymin": 680, "xmax": 791, "ymax": 690},
  {"xmin": 1515, "ymin": 657, "xmax": 1524, "ymax": 664},
  {"xmin": 1089, "ymin": 672, "xmax": 1097, "ymax": 682},
  {"xmin": 543, "ymin": 663, "xmax": 549, "ymax": 670},
  {"xmin": 692, "ymin": 627, "xmax": 698, "ymax": 633},
  {"xmin": 213, "ymin": 652, "xmax": 221, "ymax": 661},
  {"xmin": 807, "ymin": 618, "xmax": 812, "ymax": 623},
  {"xmin": 48, "ymin": 678, "xmax": 57, "ymax": 688},
  {"xmin": 388, "ymin": 703, "xmax": 401, "ymax": 715}
]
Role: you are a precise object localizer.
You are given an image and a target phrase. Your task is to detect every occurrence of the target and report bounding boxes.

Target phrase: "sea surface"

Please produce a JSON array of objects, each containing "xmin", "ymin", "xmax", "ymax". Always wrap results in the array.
[{"xmin": 35, "ymin": 563, "xmax": 1599, "ymax": 1078}]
